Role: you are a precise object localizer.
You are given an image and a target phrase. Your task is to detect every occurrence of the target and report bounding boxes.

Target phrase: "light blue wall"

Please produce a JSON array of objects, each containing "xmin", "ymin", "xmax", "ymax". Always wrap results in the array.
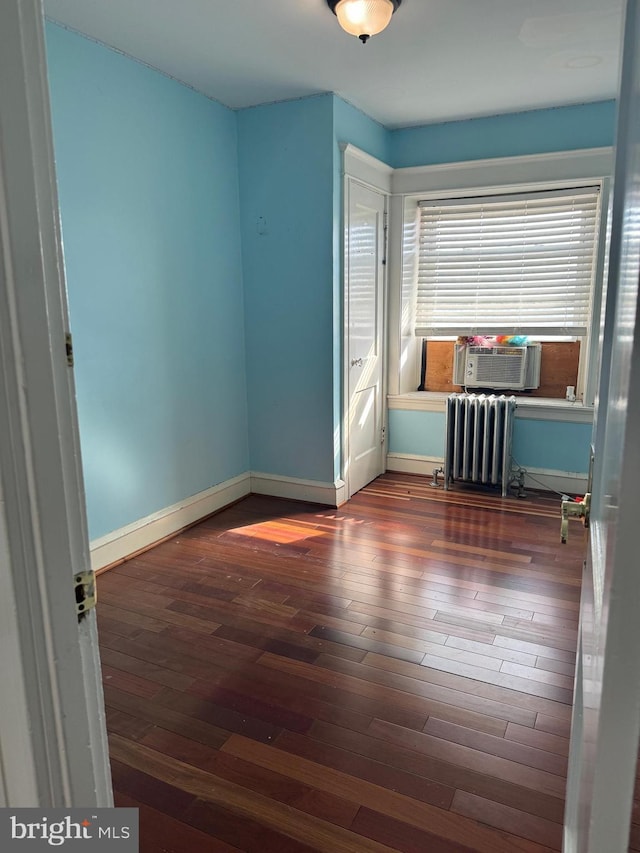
[
  {"xmin": 237, "ymin": 94, "xmax": 391, "ymax": 485},
  {"xmin": 334, "ymin": 97, "xmax": 391, "ymax": 164},
  {"xmin": 386, "ymin": 100, "xmax": 609, "ymax": 476},
  {"xmin": 388, "ymin": 410, "xmax": 445, "ymax": 458},
  {"xmin": 390, "ymin": 100, "xmax": 617, "ymax": 169},
  {"xmin": 46, "ymin": 23, "xmax": 607, "ymax": 530},
  {"xmin": 388, "ymin": 409, "xmax": 592, "ymax": 474},
  {"xmin": 512, "ymin": 419, "xmax": 592, "ymax": 473},
  {"xmin": 46, "ymin": 23, "xmax": 249, "ymax": 540},
  {"xmin": 238, "ymin": 94, "xmax": 336, "ymax": 482}
]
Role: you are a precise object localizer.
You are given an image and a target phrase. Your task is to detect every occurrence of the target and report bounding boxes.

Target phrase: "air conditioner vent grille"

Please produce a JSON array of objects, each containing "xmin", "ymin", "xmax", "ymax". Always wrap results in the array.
[{"xmin": 473, "ymin": 351, "xmax": 525, "ymax": 385}]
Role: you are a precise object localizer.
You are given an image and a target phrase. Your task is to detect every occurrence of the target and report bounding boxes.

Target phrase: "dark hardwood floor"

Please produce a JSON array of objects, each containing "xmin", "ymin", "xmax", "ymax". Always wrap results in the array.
[{"xmin": 96, "ymin": 472, "xmax": 586, "ymax": 852}]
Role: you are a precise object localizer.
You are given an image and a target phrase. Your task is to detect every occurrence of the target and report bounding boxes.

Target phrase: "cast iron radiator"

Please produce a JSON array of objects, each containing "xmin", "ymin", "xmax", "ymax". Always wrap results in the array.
[{"xmin": 444, "ymin": 393, "xmax": 516, "ymax": 498}]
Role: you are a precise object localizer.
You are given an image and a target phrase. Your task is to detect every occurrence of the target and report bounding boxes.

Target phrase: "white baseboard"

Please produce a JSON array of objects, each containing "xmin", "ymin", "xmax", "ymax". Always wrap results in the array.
[
  {"xmin": 90, "ymin": 471, "xmax": 346, "ymax": 572},
  {"xmin": 386, "ymin": 452, "xmax": 588, "ymax": 495},
  {"xmin": 89, "ymin": 455, "xmax": 586, "ymax": 573},
  {"xmin": 89, "ymin": 472, "xmax": 251, "ymax": 572},
  {"xmin": 386, "ymin": 453, "xmax": 444, "ymax": 476},
  {"xmin": 250, "ymin": 472, "xmax": 346, "ymax": 507},
  {"xmin": 519, "ymin": 467, "xmax": 588, "ymax": 496}
]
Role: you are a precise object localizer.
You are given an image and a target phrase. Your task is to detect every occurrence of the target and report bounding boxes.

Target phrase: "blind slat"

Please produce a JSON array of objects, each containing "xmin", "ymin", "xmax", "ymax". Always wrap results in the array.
[{"xmin": 415, "ymin": 187, "xmax": 600, "ymax": 336}]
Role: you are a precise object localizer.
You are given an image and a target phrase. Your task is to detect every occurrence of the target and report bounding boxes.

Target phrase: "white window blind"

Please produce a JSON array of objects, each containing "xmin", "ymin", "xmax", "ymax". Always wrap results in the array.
[{"xmin": 415, "ymin": 186, "xmax": 601, "ymax": 336}]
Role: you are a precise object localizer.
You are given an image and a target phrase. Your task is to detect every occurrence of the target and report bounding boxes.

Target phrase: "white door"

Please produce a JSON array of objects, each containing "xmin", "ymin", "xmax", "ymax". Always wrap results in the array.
[
  {"xmin": 564, "ymin": 1, "xmax": 640, "ymax": 849},
  {"xmin": 0, "ymin": 0, "xmax": 112, "ymax": 806},
  {"xmin": 344, "ymin": 179, "xmax": 386, "ymax": 498}
]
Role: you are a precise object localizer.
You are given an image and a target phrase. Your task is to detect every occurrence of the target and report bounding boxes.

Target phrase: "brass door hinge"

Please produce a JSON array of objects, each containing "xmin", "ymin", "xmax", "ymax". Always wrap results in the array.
[
  {"xmin": 74, "ymin": 570, "xmax": 97, "ymax": 620},
  {"xmin": 65, "ymin": 333, "xmax": 74, "ymax": 367}
]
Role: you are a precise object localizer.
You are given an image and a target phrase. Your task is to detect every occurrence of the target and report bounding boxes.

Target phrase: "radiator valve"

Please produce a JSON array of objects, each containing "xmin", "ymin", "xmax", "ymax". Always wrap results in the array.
[{"xmin": 560, "ymin": 493, "xmax": 590, "ymax": 544}]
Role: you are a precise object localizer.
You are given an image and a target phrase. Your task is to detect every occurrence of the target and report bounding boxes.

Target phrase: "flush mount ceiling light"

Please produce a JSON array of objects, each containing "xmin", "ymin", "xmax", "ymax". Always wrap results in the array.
[{"xmin": 327, "ymin": 0, "xmax": 402, "ymax": 44}]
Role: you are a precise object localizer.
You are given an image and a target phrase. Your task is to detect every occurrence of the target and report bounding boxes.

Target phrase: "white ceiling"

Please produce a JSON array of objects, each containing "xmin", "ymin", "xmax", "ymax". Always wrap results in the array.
[{"xmin": 44, "ymin": 0, "xmax": 624, "ymax": 129}]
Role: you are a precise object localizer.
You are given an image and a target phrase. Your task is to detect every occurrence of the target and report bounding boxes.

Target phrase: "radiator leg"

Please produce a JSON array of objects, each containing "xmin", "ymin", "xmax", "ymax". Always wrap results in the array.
[{"xmin": 430, "ymin": 467, "xmax": 444, "ymax": 488}]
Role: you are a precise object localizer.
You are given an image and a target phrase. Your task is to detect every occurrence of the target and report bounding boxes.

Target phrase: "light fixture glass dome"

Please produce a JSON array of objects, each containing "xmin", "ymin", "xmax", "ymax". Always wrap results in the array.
[{"xmin": 334, "ymin": 0, "xmax": 394, "ymax": 40}]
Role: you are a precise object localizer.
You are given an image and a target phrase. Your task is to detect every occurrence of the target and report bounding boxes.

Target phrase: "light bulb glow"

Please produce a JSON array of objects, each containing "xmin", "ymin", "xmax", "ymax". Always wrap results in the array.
[{"xmin": 334, "ymin": 0, "xmax": 394, "ymax": 39}]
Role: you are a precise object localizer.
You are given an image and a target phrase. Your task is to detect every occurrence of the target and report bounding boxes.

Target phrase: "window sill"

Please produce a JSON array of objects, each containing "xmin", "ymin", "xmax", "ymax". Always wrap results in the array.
[{"xmin": 387, "ymin": 392, "xmax": 594, "ymax": 423}]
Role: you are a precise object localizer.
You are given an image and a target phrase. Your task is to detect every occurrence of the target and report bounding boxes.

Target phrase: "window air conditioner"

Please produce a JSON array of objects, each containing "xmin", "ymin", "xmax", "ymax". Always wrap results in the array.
[{"xmin": 453, "ymin": 344, "xmax": 541, "ymax": 391}]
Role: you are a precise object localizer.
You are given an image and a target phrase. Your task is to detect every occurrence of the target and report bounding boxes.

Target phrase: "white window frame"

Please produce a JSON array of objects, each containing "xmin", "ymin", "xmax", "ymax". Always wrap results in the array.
[{"xmin": 387, "ymin": 147, "xmax": 612, "ymax": 421}]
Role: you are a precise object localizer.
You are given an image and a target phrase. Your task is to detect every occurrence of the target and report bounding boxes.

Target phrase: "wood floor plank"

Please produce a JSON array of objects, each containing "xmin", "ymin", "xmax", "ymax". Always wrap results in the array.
[
  {"xmin": 259, "ymin": 650, "xmax": 534, "ymax": 731},
  {"xmin": 138, "ymin": 727, "xmax": 359, "ymax": 831},
  {"xmin": 342, "ymin": 570, "xmax": 478, "ymax": 600},
  {"xmin": 272, "ymin": 729, "xmax": 456, "ymax": 809},
  {"xmin": 110, "ymin": 734, "xmax": 398, "ymax": 853},
  {"xmin": 505, "ymin": 722, "xmax": 570, "ymax": 757},
  {"xmin": 97, "ymin": 475, "xmax": 580, "ymax": 852},
  {"xmin": 444, "ymin": 635, "xmax": 537, "ymax": 667},
  {"xmin": 366, "ymin": 719, "xmax": 566, "ymax": 797},
  {"xmin": 421, "ymin": 570, "xmax": 579, "ymax": 604},
  {"xmin": 420, "ymin": 655, "xmax": 573, "ymax": 702},
  {"xmin": 352, "ymin": 608, "xmax": 496, "ymax": 645},
  {"xmin": 500, "ymin": 660, "xmax": 574, "ymax": 690},
  {"xmin": 100, "ymin": 646, "xmax": 197, "ymax": 691},
  {"xmin": 361, "ymin": 624, "xmax": 449, "ymax": 652},
  {"xmin": 99, "ymin": 588, "xmax": 224, "ymax": 635},
  {"xmin": 338, "ymin": 577, "xmax": 534, "ymax": 620},
  {"xmin": 109, "ymin": 758, "xmax": 196, "ymax": 822},
  {"xmin": 331, "ymin": 652, "xmax": 572, "ymax": 721},
  {"xmin": 535, "ymin": 713, "xmax": 572, "ymax": 739},
  {"xmin": 430, "ymin": 539, "xmax": 533, "ymax": 564},
  {"xmin": 287, "ymin": 789, "xmax": 360, "ymax": 830},
  {"xmin": 105, "ymin": 708, "xmax": 156, "ymax": 742},
  {"xmin": 183, "ymin": 799, "xmax": 319, "ymax": 853},
  {"xmin": 535, "ymin": 656, "xmax": 576, "ymax": 677},
  {"xmin": 98, "ymin": 602, "xmax": 169, "ymax": 633},
  {"xmin": 305, "ymin": 718, "xmax": 567, "ymax": 819},
  {"xmin": 186, "ymin": 682, "xmax": 314, "ymax": 734},
  {"xmin": 212, "ymin": 620, "xmax": 366, "ymax": 664},
  {"xmin": 451, "ymin": 790, "xmax": 562, "ymax": 851},
  {"xmin": 308, "ymin": 625, "xmax": 425, "ymax": 664},
  {"xmin": 114, "ymin": 792, "xmax": 242, "ymax": 853},
  {"xmin": 221, "ymin": 734, "xmax": 549, "ymax": 852},
  {"xmin": 150, "ymin": 686, "xmax": 284, "ymax": 743},
  {"xmin": 475, "ymin": 590, "xmax": 579, "ymax": 615},
  {"xmin": 493, "ymin": 635, "xmax": 576, "ymax": 663},
  {"xmin": 101, "ymin": 665, "xmax": 164, "ymax": 700},
  {"xmin": 104, "ymin": 686, "xmax": 232, "ymax": 751},
  {"xmin": 349, "ymin": 808, "xmax": 480, "ymax": 853},
  {"xmin": 186, "ymin": 670, "xmax": 377, "ymax": 735},
  {"xmin": 184, "ymin": 654, "xmax": 431, "ymax": 734},
  {"xmin": 424, "ymin": 642, "xmax": 505, "ymax": 671},
  {"xmin": 422, "ymin": 717, "xmax": 567, "ymax": 776},
  {"xmin": 348, "ymin": 599, "xmax": 439, "ymax": 623}
]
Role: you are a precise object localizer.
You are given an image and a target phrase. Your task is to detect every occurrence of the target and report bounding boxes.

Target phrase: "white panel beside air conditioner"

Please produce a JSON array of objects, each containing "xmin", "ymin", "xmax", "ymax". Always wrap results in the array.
[
  {"xmin": 452, "ymin": 344, "xmax": 541, "ymax": 390},
  {"xmin": 523, "ymin": 343, "xmax": 542, "ymax": 390}
]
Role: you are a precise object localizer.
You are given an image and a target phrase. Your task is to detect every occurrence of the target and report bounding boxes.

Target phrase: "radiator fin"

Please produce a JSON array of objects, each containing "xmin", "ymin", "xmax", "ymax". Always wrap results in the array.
[{"xmin": 444, "ymin": 393, "xmax": 516, "ymax": 497}]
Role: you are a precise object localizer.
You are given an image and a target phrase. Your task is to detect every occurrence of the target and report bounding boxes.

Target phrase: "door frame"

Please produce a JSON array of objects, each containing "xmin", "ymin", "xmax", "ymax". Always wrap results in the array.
[
  {"xmin": 0, "ymin": 0, "xmax": 112, "ymax": 806},
  {"xmin": 341, "ymin": 144, "xmax": 392, "ymax": 498},
  {"xmin": 563, "ymin": 0, "xmax": 640, "ymax": 848}
]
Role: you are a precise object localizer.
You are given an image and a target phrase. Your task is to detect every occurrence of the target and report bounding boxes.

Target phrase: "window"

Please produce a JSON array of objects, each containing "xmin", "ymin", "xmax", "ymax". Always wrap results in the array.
[
  {"xmin": 415, "ymin": 186, "xmax": 601, "ymax": 338},
  {"xmin": 409, "ymin": 185, "xmax": 603, "ymax": 400}
]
